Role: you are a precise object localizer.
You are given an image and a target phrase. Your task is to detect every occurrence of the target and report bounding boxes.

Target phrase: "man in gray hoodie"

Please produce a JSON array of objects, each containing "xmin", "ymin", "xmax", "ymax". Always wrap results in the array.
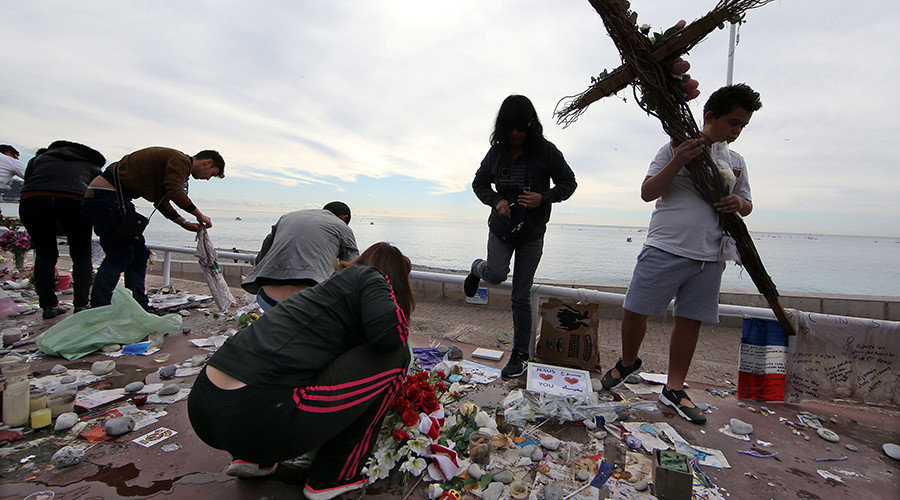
[{"xmin": 241, "ymin": 202, "xmax": 359, "ymax": 311}]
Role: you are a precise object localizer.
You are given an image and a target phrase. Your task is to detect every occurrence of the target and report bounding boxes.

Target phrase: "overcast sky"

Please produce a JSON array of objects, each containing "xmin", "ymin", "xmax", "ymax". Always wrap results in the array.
[{"xmin": 2, "ymin": 1, "xmax": 897, "ymax": 236}]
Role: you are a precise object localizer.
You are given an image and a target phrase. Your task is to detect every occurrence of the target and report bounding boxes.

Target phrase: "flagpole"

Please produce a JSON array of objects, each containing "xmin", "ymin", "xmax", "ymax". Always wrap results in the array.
[{"xmin": 726, "ymin": 21, "xmax": 737, "ymax": 85}]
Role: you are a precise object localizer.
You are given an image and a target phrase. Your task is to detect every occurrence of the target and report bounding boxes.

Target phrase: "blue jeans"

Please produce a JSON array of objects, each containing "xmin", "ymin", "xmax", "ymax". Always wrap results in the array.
[
  {"xmin": 80, "ymin": 190, "xmax": 151, "ymax": 308},
  {"xmin": 472, "ymin": 231, "xmax": 544, "ymax": 356}
]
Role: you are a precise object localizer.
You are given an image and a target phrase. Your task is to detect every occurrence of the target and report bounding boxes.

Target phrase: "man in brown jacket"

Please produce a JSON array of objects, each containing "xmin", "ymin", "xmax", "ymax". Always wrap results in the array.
[{"xmin": 81, "ymin": 147, "xmax": 225, "ymax": 309}]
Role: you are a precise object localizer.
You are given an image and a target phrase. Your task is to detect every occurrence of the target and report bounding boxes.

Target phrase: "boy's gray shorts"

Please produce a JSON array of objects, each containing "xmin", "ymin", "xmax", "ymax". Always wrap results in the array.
[{"xmin": 623, "ymin": 246, "xmax": 725, "ymax": 323}]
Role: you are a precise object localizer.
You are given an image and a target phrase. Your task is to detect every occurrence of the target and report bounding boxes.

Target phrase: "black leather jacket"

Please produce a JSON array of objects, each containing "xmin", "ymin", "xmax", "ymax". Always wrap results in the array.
[{"xmin": 472, "ymin": 140, "xmax": 577, "ymax": 240}]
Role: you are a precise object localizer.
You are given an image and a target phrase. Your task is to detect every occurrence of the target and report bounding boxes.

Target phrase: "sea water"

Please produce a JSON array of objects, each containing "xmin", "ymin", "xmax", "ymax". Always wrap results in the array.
[{"xmin": 3, "ymin": 204, "xmax": 897, "ymax": 297}]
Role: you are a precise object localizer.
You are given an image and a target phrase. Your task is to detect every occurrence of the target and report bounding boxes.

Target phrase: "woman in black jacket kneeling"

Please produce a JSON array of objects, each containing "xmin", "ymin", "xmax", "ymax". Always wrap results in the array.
[{"xmin": 188, "ymin": 242, "xmax": 414, "ymax": 500}]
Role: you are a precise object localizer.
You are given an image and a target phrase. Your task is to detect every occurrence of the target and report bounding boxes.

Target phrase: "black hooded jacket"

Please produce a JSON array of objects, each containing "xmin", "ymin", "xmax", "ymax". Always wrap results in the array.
[{"xmin": 22, "ymin": 140, "xmax": 106, "ymax": 197}]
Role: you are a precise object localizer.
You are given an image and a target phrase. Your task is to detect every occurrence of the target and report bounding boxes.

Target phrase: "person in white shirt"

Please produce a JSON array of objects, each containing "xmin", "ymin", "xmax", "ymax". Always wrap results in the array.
[{"xmin": 0, "ymin": 145, "xmax": 27, "ymax": 186}]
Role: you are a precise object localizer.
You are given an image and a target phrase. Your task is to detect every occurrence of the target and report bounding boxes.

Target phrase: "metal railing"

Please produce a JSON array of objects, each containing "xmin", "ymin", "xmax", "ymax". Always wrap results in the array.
[{"xmin": 145, "ymin": 243, "xmax": 777, "ymax": 321}]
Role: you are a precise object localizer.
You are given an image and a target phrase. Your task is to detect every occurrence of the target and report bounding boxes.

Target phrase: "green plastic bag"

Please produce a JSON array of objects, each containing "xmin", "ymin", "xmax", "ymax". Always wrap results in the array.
[{"xmin": 36, "ymin": 286, "xmax": 183, "ymax": 360}]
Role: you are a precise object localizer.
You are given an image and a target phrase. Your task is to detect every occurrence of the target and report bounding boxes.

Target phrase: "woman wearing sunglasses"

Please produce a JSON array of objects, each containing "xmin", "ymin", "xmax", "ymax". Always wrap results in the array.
[{"xmin": 464, "ymin": 94, "xmax": 577, "ymax": 378}]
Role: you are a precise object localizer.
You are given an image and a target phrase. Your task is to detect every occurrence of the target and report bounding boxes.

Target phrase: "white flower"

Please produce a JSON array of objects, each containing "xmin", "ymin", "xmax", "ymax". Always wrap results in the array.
[
  {"xmin": 398, "ymin": 457, "xmax": 428, "ymax": 476},
  {"xmin": 444, "ymin": 414, "xmax": 458, "ymax": 429},
  {"xmin": 363, "ymin": 461, "xmax": 389, "ymax": 483},
  {"xmin": 406, "ymin": 435, "xmax": 430, "ymax": 455},
  {"xmin": 374, "ymin": 447, "xmax": 398, "ymax": 470}
]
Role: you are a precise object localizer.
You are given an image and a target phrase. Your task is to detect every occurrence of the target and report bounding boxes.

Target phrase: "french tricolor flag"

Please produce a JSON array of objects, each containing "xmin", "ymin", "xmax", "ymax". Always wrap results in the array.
[{"xmin": 738, "ymin": 318, "xmax": 789, "ymax": 401}]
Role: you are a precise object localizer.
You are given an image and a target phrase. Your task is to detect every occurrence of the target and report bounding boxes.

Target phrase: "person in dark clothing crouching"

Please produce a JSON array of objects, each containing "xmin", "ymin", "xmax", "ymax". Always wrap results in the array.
[
  {"xmin": 188, "ymin": 242, "xmax": 414, "ymax": 500},
  {"xmin": 19, "ymin": 140, "xmax": 106, "ymax": 319}
]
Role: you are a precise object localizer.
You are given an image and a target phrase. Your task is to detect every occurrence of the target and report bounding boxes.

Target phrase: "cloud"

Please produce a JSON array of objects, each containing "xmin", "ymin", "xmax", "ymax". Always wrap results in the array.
[{"xmin": 1, "ymin": 0, "xmax": 898, "ymax": 236}]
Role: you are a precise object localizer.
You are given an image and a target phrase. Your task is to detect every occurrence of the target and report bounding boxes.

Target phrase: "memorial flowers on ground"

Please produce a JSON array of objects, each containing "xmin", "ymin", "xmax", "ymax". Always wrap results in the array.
[{"xmin": 363, "ymin": 368, "xmax": 467, "ymax": 484}]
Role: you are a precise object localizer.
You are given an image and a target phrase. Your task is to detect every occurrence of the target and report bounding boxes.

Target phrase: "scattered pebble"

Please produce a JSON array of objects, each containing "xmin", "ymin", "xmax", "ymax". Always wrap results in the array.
[
  {"xmin": 435, "ymin": 346, "xmax": 449, "ymax": 355},
  {"xmin": 634, "ymin": 480, "xmax": 649, "ymax": 491},
  {"xmin": 737, "ymin": 402, "xmax": 746, "ymax": 408},
  {"xmin": 468, "ymin": 463, "xmax": 484, "ymax": 479},
  {"xmin": 50, "ymin": 364, "xmax": 67, "ymax": 374},
  {"xmin": 492, "ymin": 469, "xmax": 514, "ymax": 484},
  {"xmin": 179, "ymin": 310, "xmax": 191, "ymax": 317},
  {"xmin": 850, "ymin": 418, "xmax": 858, "ymax": 424},
  {"xmin": 100, "ymin": 344, "xmax": 120, "ymax": 353},
  {"xmin": 830, "ymin": 417, "xmax": 838, "ymax": 424},
  {"xmin": 519, "ymin": 444, "xmax": 537, "ymax": 458},
  {"xmin": 482, "ymin": 482, "xmax": 504, "ymax": 500},
  {"xmin": 52, "ymin": 446, "xmax": 84, "ymax": 467},
  {"xmin": 542, "ymin": 482, "xmax": 564, "ymax": 500},
  {"xmin": 91, "ymin": 360, "xmax": 116, "ymax": 376},
  {"xmin": 594, "ymin": 431, "xmax": 608, "ymax": 440},
  {"xmin": 182, "ymin": 327, "xmax": 191, "ymax": 334},
  {"xmin": 540, "ymin": 436, "xmax": 561, "ymax": 451},
  {"xmin": 190, "ymin": 355, "xmax": 206, "ymax": 367},
  {"xmin": 625, "ymin": 374, "xmax": 641, "ymax": 384},
  {"xmin": 158, "ymin": 365, "xmax": 177, "ymax": 379},
  {"xmin": 575, "ymin": 470, "xmax": 591, "ymax": 482},
  {"xmin": 446, "ymin": 345, "xmax": 463, "ymax": 360},
  {"xmin": 883, "ymin": 443, "xmax": 900, "ymax": 461},
  {"xmin": 730, "ymin": 418, "xmax": 754, "ymax": 435},
  {"xmin": 591, "ymin": 378, "xmax": 603, "ymax": 392},
  {"xmin": 59, "ymin": 375, "xmax": 76, "ymax": 384},
  {"xmin": 124, "ymin": 382, "xmax": 144, "ymax": 393},
  {"xmin": 530, "ymin": 446, "xmax": 543, "ymax": 461},
  {"xmin": 845, "ymin": 444, "xmax": 858, "ymax": 452},
  {"xmin": 816, "ymin": 428, "xmax": 840, "ymax": 443},
  {"xmin": 54, "ymin": 412, "xmax": 79, "ymax": 431},
  {"xmin": 158, "ymin": 384, "xmax": 180, "ymax": 396},
  {"xmin": 104, "ymin": 416, "xmax": 135, "ymax": 436}
]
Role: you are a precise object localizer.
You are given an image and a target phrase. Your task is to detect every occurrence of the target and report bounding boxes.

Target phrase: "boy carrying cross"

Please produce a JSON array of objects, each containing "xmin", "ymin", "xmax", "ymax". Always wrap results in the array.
[{"xmin": 602, "ymin": 84, "xmax": 762, "ymax": 424}]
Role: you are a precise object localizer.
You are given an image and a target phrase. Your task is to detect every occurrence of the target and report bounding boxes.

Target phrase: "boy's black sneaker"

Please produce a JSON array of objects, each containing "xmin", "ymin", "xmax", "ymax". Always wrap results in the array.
[
  {"xmin": 304, "ymin": 475, "xmax": 366, "ymax": 500},
  {"xmin": 659, "ymin": 386, "xmax": 706, "ymax": 425},
  {"xmin": 600, "ymin": 358, "xmax": 642, "ymax": 390},
  {"xmin": 501, "ymin": 351, "xmax": 528, "ymax": 378}
]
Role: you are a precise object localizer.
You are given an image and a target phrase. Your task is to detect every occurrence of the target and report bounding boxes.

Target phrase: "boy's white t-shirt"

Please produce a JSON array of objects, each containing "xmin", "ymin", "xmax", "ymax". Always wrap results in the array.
[{"xmin": 643, "ymin": 142, "xmax": 751, "ymax": 262}]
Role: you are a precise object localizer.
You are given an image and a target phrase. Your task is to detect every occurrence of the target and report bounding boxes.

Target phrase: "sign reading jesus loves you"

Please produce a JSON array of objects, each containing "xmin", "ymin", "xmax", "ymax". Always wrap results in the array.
[{"xmin": 525, "ymin": 362, "xmax": 592, "ymax": 398}]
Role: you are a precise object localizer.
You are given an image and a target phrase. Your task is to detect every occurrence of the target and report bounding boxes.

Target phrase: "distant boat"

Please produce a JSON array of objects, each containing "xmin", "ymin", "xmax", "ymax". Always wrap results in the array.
[
  {"xmin": 370, "ymin": 221, "xmax": 374, "ymax": 225},
  {"xmin": 626, "ymin": 237, "xmax": 632, "ymax": 242},
  {"xmin": 235, "ymin": 217, "xmax": 242, "ymax": 221}
]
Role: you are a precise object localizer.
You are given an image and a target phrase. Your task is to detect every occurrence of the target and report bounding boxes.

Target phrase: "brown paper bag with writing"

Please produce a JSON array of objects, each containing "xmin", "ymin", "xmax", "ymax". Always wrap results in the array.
[{"xmin": 535, "ymin": 298, "xmax": 599, "ymax": 370}]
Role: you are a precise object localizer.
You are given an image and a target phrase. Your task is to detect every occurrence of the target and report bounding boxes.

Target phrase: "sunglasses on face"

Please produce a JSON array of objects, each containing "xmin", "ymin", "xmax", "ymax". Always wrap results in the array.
[{"xmin": 509, "ymin": 118, "xmax": 533, "ymax": 132}]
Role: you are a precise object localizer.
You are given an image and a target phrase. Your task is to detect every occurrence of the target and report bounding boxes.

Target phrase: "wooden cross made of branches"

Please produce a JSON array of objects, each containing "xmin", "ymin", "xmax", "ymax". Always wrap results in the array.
[{"xmin": 555, "ymin": 0, "xmax": 795, "ymax": 335}]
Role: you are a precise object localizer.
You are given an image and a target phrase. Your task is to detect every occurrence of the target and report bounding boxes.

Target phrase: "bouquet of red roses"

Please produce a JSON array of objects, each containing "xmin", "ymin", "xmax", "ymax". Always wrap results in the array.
[{"xmin": 363, "ymin": 369, "xmax": 462, "ymax": 483}]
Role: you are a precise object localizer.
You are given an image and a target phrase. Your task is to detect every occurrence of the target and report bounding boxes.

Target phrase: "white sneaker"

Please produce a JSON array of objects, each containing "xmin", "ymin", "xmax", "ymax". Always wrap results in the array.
[{"xmin": 224, "ymin": 460, "xmax": 277, "ymax": 478}]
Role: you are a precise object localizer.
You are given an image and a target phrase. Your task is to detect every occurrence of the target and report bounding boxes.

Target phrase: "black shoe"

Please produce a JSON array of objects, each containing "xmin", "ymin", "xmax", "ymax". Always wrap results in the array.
[
  {"xmin": 463, "ymin": 272, "xmax": 480, "ymax": 298},
  {"xmin": 74, "ymin": 305, "xmax": 89, "ymax": 314},
  {"xmin": 659, "ymin": 386, "xmax": 706, "ymax": 424},
  {"xmin": 42, "ymin": 306, "xmax": 67, "ymax": 319},
  {"xmin": 600, "ymin": 358, "xmax": 643, "ymax": 390},
  {"xmin": 501, "ymin": 352, "xmax": 528, "ymax": 378}
]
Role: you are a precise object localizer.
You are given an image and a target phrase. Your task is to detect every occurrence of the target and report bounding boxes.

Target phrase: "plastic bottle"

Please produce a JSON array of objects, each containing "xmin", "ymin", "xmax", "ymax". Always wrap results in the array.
[{"xmin": 2, "ymin": 378, "xmax": 29, "ymax": 427}]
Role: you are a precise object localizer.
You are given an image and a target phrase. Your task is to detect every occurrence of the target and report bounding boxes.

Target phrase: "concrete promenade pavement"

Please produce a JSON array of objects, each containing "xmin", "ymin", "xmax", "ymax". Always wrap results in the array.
[{"xmin": 1, "ymin": 276, "xmax": 898, "ymax": 499}]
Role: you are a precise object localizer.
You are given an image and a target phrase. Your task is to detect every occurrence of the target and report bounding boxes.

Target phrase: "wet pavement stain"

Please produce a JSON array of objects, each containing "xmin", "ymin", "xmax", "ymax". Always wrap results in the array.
[{"xmin": 83, "ymin": 463, "xmax": 182, "ymax": 497}]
